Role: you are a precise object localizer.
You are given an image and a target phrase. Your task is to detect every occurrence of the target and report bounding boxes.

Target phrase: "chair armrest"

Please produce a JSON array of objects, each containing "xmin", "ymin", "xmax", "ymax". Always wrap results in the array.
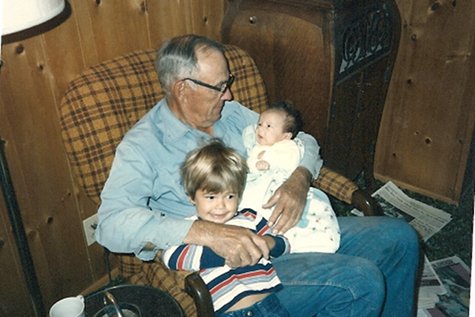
[
  {"xmin": 313, "ymin": 166, "xmax": 382, "ymax": 216},
  {"xmin": 185, "ymin": 273, "xmax": 215, "ymax": 317},
  {"xmin": 313, "ymin": 166, "xmax": 357, "ymax": 204}
]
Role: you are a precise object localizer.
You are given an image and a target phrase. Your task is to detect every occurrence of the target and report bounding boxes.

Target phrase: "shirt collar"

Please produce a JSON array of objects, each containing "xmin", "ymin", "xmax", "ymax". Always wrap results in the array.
[
  {"xmin": 152, "ymin": 99, "xmax": 242, "ymax": 144},
  {"xmin": 153, "ymin": 99, "xmax": 209, "ymax": 142}
]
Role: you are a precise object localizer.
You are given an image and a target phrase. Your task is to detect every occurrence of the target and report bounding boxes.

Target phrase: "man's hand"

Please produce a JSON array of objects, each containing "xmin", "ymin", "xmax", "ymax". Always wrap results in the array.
[
  {"xmin": 184, "ymin": 220, "xmax": 270, "ymax": 268},
  {"xmin": 262, "ymin": 166, "xmax": 312, "ymax": 234}
]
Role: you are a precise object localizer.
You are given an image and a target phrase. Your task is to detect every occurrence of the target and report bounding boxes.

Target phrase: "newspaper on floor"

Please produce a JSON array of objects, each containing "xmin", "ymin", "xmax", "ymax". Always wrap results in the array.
[
  {"xmin": 350, "ymin": 181, "xmax": 452, "ymax": 241},
  {"xmin": 420, "ymin": 256, "xmax": 470, "ymax": 317},
  {"xmin": 417, "ymin": 255, "xmax": 447, "ymax": 310}
]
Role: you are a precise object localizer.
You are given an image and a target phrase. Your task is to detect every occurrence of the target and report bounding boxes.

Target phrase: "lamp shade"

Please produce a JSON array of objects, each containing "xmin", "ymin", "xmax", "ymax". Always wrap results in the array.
[{"xmin": 2, "ymin": 0, "xmax": 65, "ymax": 35}]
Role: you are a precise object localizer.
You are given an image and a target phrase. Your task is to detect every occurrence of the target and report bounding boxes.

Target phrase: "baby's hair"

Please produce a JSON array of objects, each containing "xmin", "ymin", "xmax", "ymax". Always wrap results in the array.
[
  {"xmin": 267, "ymin": 101, "xmax": 304, "ymax": 138},
  {"xmin": 181, "ymin": 138, "xmax": 248, "ymax": 200}
]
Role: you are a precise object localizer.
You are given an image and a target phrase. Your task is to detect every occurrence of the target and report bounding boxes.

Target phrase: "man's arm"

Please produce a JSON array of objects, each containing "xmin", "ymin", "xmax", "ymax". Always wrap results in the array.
[
  {"xmin": 96, "ymin": 141, "xmax": 194, "ymax": 261},
  {"xmin": 263, "ymin": 166, "xmax": 312, "ymax": 233},
  {"xmin": 162, "ymin": 232, "xmax": 288, "ymax": 270},
  {"xmin": 295, "ymin": 131, "xmax": 323, "ymax": 179},
  {"xmin": 184, "ymin": 220, "xmax": 270, "ymax": 268}
]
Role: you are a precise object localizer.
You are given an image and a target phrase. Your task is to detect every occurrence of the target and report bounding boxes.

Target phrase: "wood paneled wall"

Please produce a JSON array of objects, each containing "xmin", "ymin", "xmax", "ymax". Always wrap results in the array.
[
  {"xmin": 0, "ymin": 0, "xmax": 473, "ymax": 315},
  {"xmin": 0, "ymin": 1, "xmax": 226, "ymax": 315},
  {"xmin": 376, "ymin": 0, "xmax": 475, "ymax": 203}
]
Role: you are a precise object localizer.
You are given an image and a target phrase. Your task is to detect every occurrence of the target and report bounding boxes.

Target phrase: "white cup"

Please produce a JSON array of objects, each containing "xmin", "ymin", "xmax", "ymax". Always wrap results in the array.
[{"xmin": 49, "ymin": 295, "xmax": 85, "ymax": 317}]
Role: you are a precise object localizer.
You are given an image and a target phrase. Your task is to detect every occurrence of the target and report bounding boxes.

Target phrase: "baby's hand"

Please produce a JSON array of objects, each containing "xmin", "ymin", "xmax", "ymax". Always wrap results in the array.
[{"xmin": 256, "ymin": 160, "xmax": 270, "ymax": 171}]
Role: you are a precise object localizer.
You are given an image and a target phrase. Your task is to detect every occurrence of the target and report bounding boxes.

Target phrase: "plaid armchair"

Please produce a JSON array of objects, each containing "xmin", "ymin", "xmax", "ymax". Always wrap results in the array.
[{"xmin": 59, "ymin": 45, "xmax": 379, "ymax": 317}]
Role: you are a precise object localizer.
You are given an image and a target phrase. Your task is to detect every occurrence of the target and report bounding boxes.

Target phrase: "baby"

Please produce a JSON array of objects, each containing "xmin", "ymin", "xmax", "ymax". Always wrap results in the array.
[{"xmin": 240, "ymin": 101, "xmax": 340, "ymax": 253}]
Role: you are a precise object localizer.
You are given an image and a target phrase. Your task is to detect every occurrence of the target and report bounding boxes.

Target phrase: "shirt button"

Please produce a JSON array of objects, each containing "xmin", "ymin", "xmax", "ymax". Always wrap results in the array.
[{"xmin": 246, "ymin": 311, "xmax": 254, "ymax": 316}]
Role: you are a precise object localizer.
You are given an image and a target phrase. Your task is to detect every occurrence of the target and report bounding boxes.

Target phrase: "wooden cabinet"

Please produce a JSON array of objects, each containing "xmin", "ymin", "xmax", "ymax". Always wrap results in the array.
[{"xmin": 222, "ymin": 0, "xmax": 401, "ymax": 186}]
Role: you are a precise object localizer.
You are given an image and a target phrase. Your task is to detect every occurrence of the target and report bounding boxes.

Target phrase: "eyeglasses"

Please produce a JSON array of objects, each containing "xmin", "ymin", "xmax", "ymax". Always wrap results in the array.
[{"xmin": 183, "ymin": 74, "xmax": 235, "ymax": 93}]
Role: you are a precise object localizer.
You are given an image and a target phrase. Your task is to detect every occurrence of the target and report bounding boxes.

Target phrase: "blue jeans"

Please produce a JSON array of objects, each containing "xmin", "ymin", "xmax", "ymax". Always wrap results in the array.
[
  {"xmin": 272, "ymin": 216, "xmax": 420, "ymax": 317},
  {"xmin": 217, "ymin": 294, "xmax": 289, "ymax": 317}
]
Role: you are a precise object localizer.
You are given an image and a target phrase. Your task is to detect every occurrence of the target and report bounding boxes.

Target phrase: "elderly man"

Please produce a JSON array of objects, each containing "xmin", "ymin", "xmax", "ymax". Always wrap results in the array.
[{"xmin": 96, "ymin": 34, "xmax": 420, "ymax": 316}]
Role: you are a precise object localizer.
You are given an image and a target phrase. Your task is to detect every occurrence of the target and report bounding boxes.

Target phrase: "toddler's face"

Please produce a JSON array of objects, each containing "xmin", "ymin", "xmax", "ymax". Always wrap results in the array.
[
  {"xmin": 256, "ymin": 110, "xmax": 291, "ymax": 146},
  {"xmin": 192, "ymin": 189, "xmax": 239, "ymax": 223}
]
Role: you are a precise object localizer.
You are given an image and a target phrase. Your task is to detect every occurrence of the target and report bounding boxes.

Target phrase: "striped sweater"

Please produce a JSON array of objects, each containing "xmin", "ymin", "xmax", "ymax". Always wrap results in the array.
[{"xmin": 161, "ymin": 208, "xmax": 290, "ymax": 314}]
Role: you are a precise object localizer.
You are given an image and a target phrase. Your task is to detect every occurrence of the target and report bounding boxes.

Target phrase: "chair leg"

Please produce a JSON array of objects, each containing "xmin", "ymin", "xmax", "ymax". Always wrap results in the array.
[{"xmin": 103, "ymin": 247, "xmax": 113, "ymax": 284}]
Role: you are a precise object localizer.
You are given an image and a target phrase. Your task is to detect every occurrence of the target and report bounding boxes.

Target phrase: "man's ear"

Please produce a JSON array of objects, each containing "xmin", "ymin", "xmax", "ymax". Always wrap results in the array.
[{"xmin": 172, "ymin": 80, "xmax": 187, "ymax": 99}]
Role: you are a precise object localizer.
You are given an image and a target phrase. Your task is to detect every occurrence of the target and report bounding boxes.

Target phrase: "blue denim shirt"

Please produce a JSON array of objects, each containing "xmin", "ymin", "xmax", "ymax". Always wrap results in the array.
[{"xmin": 95, "ymin": 99, "xmax": 322, "ymax": 260}]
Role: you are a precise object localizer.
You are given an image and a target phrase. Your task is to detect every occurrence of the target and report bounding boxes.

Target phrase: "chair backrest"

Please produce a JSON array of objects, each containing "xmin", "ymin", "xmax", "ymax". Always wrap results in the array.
[{"xmin": 59, "ymin": 45, "xmax": 268, "ymax": 204}]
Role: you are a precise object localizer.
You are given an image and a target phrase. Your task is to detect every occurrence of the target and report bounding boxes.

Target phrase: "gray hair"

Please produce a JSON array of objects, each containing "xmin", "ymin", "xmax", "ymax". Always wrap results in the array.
[{"xmin": 155, "ymin": 34, "xmax": 225, "ymax": 95}]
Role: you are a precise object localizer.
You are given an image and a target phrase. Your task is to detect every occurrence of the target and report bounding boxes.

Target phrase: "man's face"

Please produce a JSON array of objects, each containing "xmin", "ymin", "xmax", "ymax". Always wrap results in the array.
[
  {"xmin": 256, "ymin": 110, "xmax": 291, "ymax": 146},
  {"xmin": 179, "ymin": 48, "xmax": 233, "ymax": 133}
]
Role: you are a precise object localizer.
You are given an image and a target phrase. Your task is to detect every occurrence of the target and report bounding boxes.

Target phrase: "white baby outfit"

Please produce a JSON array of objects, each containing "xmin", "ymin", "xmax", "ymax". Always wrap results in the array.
[{"xmin": 240, "ymin": 125, "xmax": 340, "ymax": 253}]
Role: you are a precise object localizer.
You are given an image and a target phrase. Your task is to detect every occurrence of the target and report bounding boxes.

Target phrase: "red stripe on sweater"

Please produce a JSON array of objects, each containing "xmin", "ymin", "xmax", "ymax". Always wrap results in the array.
[
  {"xmin": 177, "ymin": 245, "xmax": 190, "ymax": 270},
  {"xmin": 210, "ymin": 267, "xmax": 276, "ymax": 294}
]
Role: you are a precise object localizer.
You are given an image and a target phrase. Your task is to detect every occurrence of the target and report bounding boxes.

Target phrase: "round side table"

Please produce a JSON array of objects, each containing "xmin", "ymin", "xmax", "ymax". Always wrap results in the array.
[{"xmin": 84, "ymin": 284, "xmax": 184, "ymax": 317}]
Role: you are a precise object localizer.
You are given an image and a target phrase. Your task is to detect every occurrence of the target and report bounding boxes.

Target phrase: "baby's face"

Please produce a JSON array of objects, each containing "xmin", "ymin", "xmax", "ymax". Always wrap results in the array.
[
  {"xmin": 256, "ymin": 110, "xmax": 290, "ymax": 146},
  {"xmin": 192, "ymin": 189, "xmax": 239, "ymax": 223}
]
